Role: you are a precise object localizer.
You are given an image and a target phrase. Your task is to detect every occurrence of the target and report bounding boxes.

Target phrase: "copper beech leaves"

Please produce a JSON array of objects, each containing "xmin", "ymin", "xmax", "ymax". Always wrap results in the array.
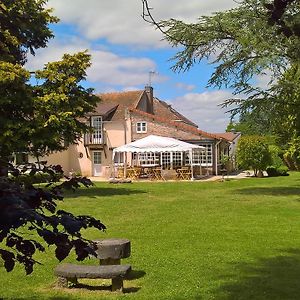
[{"xmin": 0, "ymin": 164, "xmax": 106, "ymax": 274}]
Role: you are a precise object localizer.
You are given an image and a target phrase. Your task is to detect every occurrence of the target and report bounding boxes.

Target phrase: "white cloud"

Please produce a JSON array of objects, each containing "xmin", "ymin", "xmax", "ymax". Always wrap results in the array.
[
  {"xmin": 88, "ymin": 50, "xmax": 156, "ymax": 86},
  {"xmin": 170, "ymin": 90, "xmax": 234, "ymax": 132},
  {"xmin": 48, "ymin": 0, "xmax": 238, "ymax": 48},
  {"xmin": 25, "ymin": 36, "xmax": 89, "ymax": 71},
  {"xmin": 175, "ymin": 82, "xmax": 196, "ymax": 91},
  {"xmin": 26, "ymin": 36, "xmax": 162, "ymax": 88}
]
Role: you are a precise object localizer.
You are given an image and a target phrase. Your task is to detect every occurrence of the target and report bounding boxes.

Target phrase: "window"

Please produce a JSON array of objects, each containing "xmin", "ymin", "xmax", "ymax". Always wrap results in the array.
[
  {"xmin": 172, "ymin": 152, "xmax": 182, "ymax": 168},
  {"xmin": 91, "ymin": 116, "xmax": 103, "ymax": 143},
  {"xmin": 114, "ymin": 152, "xmax": 124, "ymax": 165},
  {"xmin": 192, "ymin": 150, "xmax": 202, "ymax": 165},
  {"xmin": 199, "ymin": 144, "xmax": 213, "ymax": 166},
  {"xmin": 138, "ymin": 152, "xmax": 159, "ymax": 166},
  {"xmin": 161, "ymin": 152, "xmax": 171, "ymax": 169},
  {"xmin": 136, "ymin": 121, "xmax": 147, "ymax": 133},
  {"xmin": 93, "ymin": 151, "xmax": 102, "ymax": 164}
]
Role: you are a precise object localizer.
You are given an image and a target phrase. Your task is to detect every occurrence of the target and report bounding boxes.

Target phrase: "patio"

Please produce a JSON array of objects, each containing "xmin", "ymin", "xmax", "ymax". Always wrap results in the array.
[{"xmin": 112, "ymin": 135, "xmax": 208, "ymax": 181}]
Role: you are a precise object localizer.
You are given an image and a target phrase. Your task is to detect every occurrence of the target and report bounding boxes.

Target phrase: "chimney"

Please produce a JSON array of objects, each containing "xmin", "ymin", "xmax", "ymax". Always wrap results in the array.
[{"xmin": 145, "ymin": 85, "xmax": 154, "ymax": 114}]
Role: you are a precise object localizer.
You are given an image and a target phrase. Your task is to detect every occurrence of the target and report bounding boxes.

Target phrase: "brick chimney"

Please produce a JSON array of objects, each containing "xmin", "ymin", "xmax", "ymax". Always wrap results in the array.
[{"xmin": 145, "ymin": 85, "xmax": 154, "ymax": 114}]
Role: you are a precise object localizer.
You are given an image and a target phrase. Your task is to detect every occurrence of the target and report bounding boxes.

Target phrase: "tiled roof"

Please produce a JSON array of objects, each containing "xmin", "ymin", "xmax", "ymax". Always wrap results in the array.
[
  {"xmin": 96, "ymin": 90, "xmax": 144, "ymax": 121},
  {"xmin": 153, "ymin": 98, "xmax": 198, "ymax": 128},
  {"xmin": 130, "ymin": 108, "xmax": 219, "ymax": 139},
  {"xmin": 87, "ymin": 102, "xmax": 118, "ymax": 119},
  {"xmin": 213, "ymin": 132, "xmax": 241, "ymax": 142}
]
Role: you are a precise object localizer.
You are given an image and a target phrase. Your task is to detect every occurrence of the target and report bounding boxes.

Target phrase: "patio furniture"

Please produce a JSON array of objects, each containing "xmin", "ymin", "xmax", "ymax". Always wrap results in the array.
[
  {"xmin": 176, "ymin": 167, "xmax": 192, "ymax": 180},
  {"xmin": 116, "ymin": 167, "xmax": 124, "ymax": 178},
  {"xmin": 126, "ymin": 167, "xmax": 141, "ymax": 180},
  {"xmin": 152, "ymin": 167, "xmax": 164, "ymax": 180}
]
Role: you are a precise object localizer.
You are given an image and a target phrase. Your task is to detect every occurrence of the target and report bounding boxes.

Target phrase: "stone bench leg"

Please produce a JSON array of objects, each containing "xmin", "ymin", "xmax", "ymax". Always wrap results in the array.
[
  {"xmin": 112, "ymin": 276, "xmax": 123, "ymax": 292},
  {"xmin": 100, "ymin": 258, "xmax": 120, "ymax": 265},
  {"xmin": 57, "ymin": 277, "xmax": 68, "ymax": 288},
  {"xmin": 57, "ymin": 277, "xmax": 78, "ymax": 288}
]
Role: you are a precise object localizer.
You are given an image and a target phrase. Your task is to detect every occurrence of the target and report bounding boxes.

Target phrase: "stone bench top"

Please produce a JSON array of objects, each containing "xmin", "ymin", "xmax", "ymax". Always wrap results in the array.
[
  {"xmin": 93, "ymin": 238, "xmax": 131, "ymax": 260},
  {"xmin": 55, "ymin": 263, "xmax": 131, "ymax": 279}
]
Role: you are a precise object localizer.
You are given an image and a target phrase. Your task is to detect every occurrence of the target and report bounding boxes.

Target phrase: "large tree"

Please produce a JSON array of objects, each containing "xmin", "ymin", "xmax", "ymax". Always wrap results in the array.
[
  {"xmin": 0, "ymin": 0, "xmax": 105, "ymax": 274},
  {"xmin": 0, "ymin": 0, "xmax": 99, "ymax": 172},
  {"xmin": 142, "ymin": 0, "xmax": 300, "ymax": 143}
]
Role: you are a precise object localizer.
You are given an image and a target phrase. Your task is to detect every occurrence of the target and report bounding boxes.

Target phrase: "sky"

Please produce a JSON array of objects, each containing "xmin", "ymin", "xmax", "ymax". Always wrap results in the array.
[{"xmin": 26, "ymin": 0, "xmax": 240, "ymax": 133}]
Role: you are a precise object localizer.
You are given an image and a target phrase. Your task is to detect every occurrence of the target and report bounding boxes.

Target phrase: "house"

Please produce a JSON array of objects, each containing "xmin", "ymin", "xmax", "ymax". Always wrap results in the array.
[{"xmin": 42, "ymin": 86, "xmax": 239, "ymax": 178}]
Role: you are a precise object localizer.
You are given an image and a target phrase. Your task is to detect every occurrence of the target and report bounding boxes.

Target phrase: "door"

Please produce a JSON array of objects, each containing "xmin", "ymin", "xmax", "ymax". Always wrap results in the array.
[{"xmin": 93, "ymin": 151, "xmax": 102, "ymax": 176}]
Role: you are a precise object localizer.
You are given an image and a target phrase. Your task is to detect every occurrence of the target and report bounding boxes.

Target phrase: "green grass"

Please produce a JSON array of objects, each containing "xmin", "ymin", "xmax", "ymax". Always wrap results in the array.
[{"xmin": 2, "ymin": 173, "xmax": 300, "ymax": 299}]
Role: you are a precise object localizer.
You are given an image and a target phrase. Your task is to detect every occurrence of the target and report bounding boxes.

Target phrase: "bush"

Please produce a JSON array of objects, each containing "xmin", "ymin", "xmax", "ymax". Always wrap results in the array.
[
  {"xmin": 266, "ymin": 165, "xmax": 289, "ymax": 177},
  {"xmin": 237, "ymin": 135, "xmax": 272, "ymax": 176},
  {"xmin": 277, "ymin": 165, "xmax": 289, "ymax": 176}
]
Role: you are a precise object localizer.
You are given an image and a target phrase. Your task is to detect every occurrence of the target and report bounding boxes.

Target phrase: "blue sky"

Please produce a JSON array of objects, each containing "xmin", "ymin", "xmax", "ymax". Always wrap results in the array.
[{"xmin": 27, "ymin": 0, "xmax": 240, "ymax": 133}]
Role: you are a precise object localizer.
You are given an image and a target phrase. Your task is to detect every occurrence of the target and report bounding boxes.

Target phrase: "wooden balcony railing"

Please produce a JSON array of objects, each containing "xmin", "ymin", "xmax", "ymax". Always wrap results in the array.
[{"xmin": 84, "ymin": 133, "xmax": 105, "ymax": 146}]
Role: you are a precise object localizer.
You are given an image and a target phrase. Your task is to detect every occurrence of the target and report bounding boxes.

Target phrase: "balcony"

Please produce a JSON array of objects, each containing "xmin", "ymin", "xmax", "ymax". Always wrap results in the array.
[{"xmin": 84, "ymin": 132, "xmax": 105, "ymax": 146}]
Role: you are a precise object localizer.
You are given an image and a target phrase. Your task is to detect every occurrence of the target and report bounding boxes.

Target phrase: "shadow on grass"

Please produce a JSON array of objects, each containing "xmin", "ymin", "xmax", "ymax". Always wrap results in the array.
[
  {"xmin": 126, "ymin": 269, "xmax": 146, "ymax": 280},
  {"xmin": 1, "ymin": 297, "xmax": 71, "ymax": 300},
  {"xmin": 235, "ymin": 186, "xmax": 300, "ymax": 197},
  {"xmin": 213, "ymin": 248, "xmax": 300, "ymax": 300},
  {"xmin": 68, "ymin": 283, "xmax": 140, "ymax": 293},
  {"xmin": 64, "ymin": 186, "xmax": 146, "ymax": 199}
]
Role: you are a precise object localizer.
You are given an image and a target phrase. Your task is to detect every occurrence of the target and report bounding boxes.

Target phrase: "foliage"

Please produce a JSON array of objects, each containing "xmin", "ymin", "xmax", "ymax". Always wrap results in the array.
[
  {"xmin": 268, "ymin": 145, "xmax": 285, "ymax": 168},
  {"xmin": 236, "ymin": 135, "xmax": 272, "ymax": 176},
  {"xmin": 0, "ymin": 0, "xmax": 58, "ymax": 64},
  {"xmin": 266, "ymin": 165, "xmax": 289, "ymax": 176},
  {"xmin": 148, "ymin": 0, "xmax": 299, "ymax": 93},
  {"xmin": 0, "ymin": 51, "xmax": 98, "ymax": 162},
  {"xmin": 266, "ymin": 144, "xmax": 289, "ymax": 177},
  {"xmin": 283, "ymin": 136, "xmax": 300, "ymax": 170},
  {"xmin": 0, "ymin": 163, "xmax": 106, "ymax": 274},
  {"xmin": 226, "ymin": 110, "xmax": 273, "ymax": 136}
]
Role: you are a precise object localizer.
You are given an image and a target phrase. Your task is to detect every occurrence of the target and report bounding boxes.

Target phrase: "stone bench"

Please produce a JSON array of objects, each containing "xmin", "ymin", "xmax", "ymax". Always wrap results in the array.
[{"xmin": 54, "ymin": 263, "xmax": 131, "ymax": 292}]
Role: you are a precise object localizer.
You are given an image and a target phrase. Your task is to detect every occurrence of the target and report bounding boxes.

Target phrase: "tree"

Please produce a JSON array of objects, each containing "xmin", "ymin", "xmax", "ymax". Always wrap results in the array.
[
  {"xmin": 0, "ymin": 0, "xmax": 105, "ymax": 274},
  {"xmin": 142, "ymin": 0, "xmax": 299, "ymax": 90},
  {"xmin": 141, "ymin": 0, "xmax": 300, "ymax": 123},
  {"xmin": 142, "ymin": 0, "xmax": 300, "ymax": 167},
  {"xmin": 236, "ymin": 136, "xmax": 272, "ymax": 176},
  {"xmin": 0, "ymin": 0, "xmax": 58, "ymax": 65},
  {"xmin": 0, "ymin": 52, "xmax": 98, "ymax": 171}
]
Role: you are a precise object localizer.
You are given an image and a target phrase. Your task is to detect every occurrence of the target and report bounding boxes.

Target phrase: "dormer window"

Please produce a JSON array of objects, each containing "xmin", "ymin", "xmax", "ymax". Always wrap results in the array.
[{"xmin": 136, "ymin": 121, "xmax": 147, "ymax": 133}]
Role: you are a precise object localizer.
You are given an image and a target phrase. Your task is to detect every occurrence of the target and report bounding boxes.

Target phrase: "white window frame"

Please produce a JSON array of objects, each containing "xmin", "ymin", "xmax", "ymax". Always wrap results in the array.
[
  {"xmin": 93, "ymin": 151, "xmax": 102, "ymax": 164},
  {"xmin": 136, "ymin": 121, "xmax": 147, "ymax": 133},
  {"xmin": 91, "ymin": 116, "xmax": 103, "ymax": 143},
  {"xmin": 198, "ymin": 144, "xmax": 213, "ymax": 166}
]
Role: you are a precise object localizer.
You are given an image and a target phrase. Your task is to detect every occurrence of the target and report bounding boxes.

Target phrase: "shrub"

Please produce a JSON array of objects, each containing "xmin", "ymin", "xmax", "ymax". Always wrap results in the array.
[
  {"xmin": 277, "ymin": 165, "xmax": 289, "ymax": 176},
  {"xmin": 266, "ymin": 165, "xmax": 289, "ymax": 177},
  {"xmin": 237, "ymin": 135, "xmax": 272, "ymax": 176}
]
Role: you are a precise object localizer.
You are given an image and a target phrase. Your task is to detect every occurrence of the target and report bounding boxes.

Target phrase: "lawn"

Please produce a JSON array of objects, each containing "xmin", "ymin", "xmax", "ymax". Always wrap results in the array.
[{"xmin": 1, "ymin": 173, "xmax": 300, "ymax": 299}]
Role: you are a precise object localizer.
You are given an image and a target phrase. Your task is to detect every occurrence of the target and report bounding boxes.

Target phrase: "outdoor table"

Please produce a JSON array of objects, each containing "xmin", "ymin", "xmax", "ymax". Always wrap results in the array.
[
  {"xmin": 93, "ymin": 238, "xmax": 131, "ymax": 265},
  {"xmin": 176, "ymin": 167, "xmax": 192, "ymax": 180},
  {"xmin": 126, "ymin": 167, "xmax": 141, "ymax": 179},
  {"xmin": 140, "ymin": 164, "xmax": 159, "ymax": 178}
]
